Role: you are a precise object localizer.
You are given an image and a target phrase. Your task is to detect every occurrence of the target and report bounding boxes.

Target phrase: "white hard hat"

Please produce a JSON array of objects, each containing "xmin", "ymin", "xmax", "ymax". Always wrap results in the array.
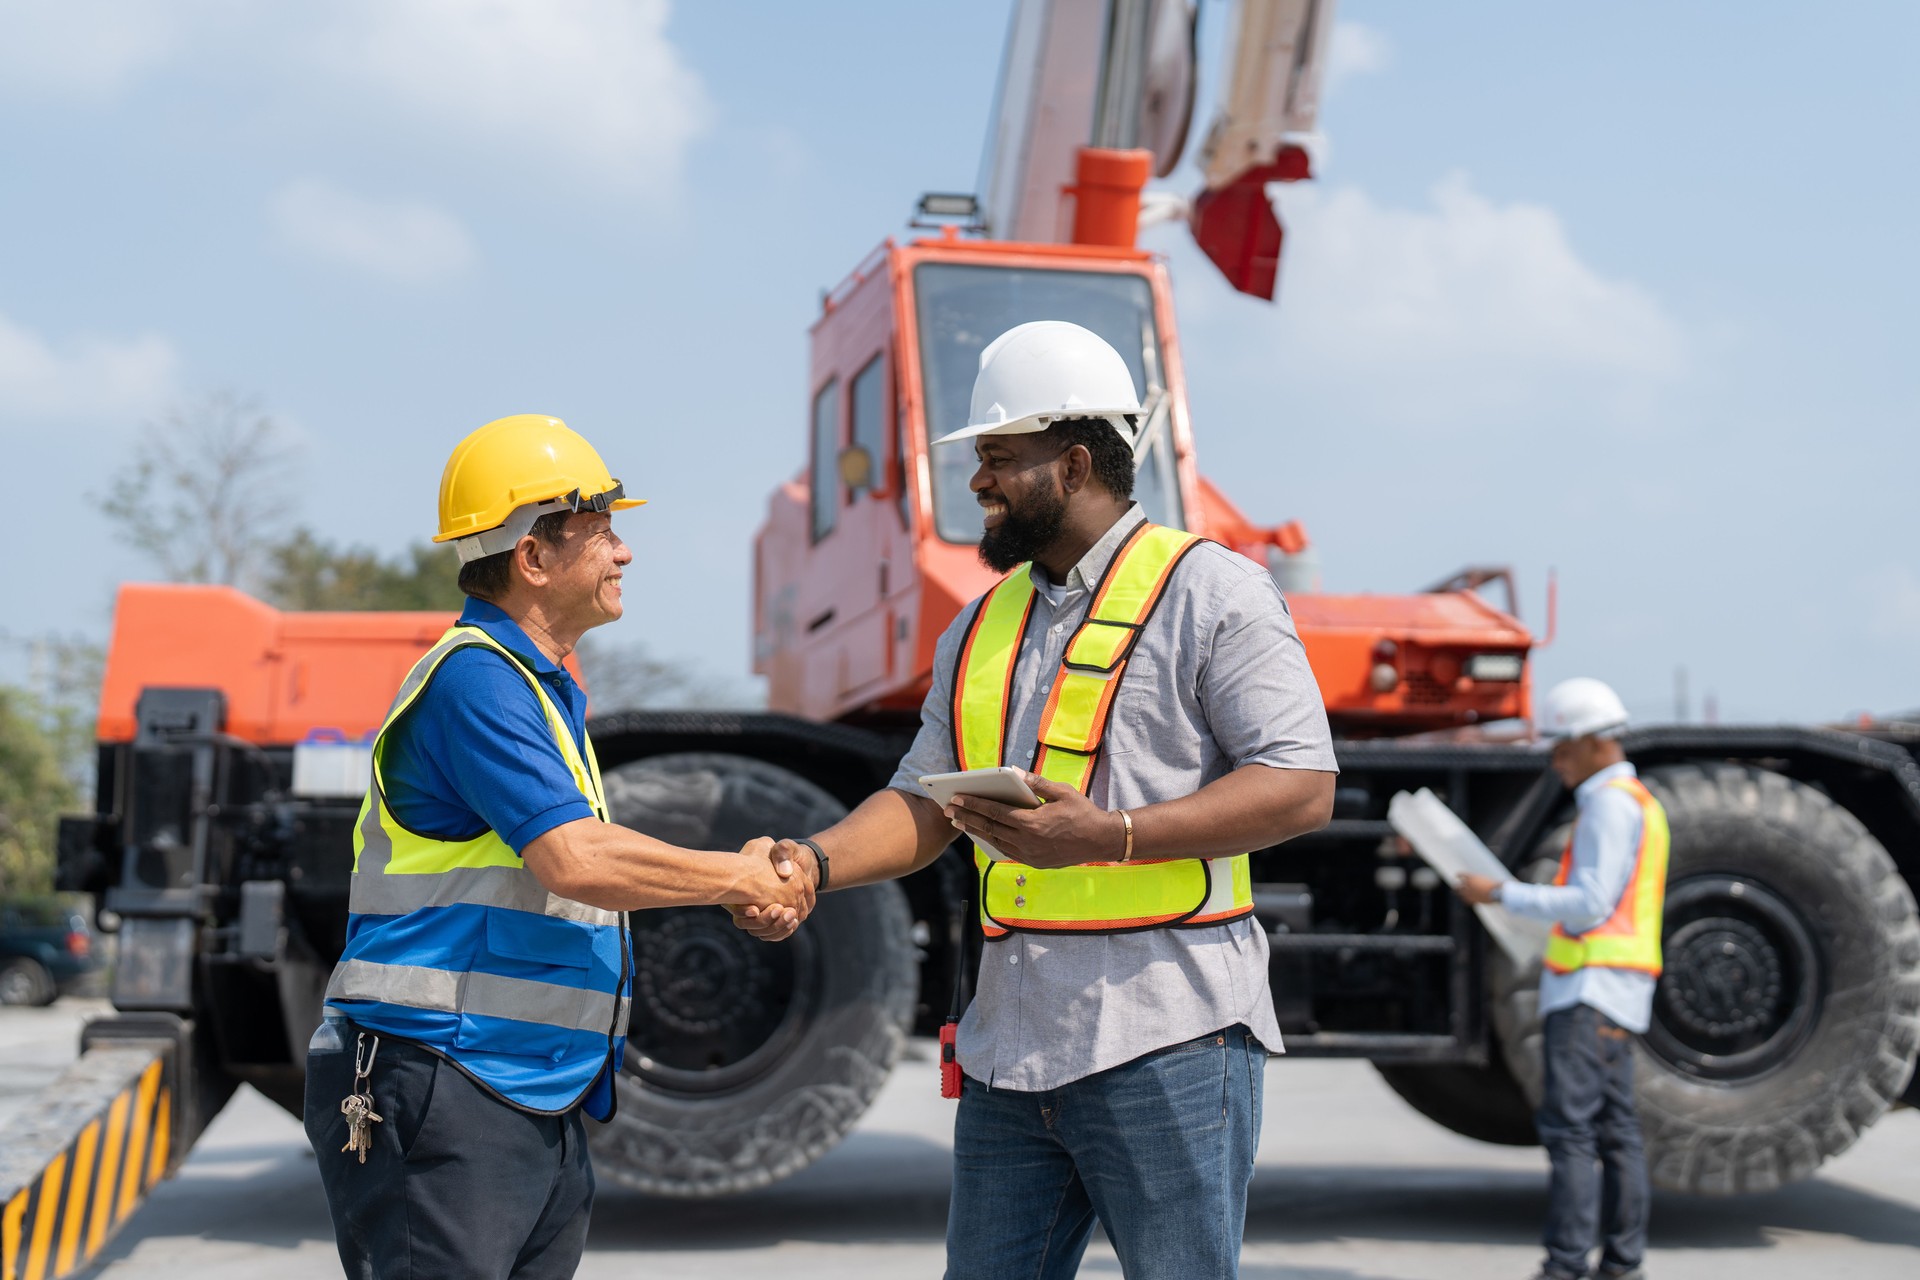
[
  {"xmin": 932, "ymin": 320, "xmax": 1141, "ymax": 446},
  {"xmin": 1535, "ymin": 677, "xmax": 1630, "ymax": 746}
]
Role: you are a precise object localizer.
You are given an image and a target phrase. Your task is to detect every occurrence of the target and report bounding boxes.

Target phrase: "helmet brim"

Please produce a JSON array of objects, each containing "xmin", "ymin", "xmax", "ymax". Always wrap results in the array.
[{"xmin": 932, "ymin": 410, "xmax": 1139, "ymax": 447}]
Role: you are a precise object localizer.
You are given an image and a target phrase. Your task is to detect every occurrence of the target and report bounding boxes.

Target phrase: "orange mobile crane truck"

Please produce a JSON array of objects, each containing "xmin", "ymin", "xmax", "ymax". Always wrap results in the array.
[{"xmin": 10, "ymin": 2, "xmax": 1919, "ymax": 1270}]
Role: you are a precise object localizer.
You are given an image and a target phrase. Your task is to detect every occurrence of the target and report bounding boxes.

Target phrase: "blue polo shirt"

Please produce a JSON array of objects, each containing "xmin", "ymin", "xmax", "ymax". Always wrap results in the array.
[{"xmin": 380, "ymin": 598, "xmax": 597, "ymax": 850}]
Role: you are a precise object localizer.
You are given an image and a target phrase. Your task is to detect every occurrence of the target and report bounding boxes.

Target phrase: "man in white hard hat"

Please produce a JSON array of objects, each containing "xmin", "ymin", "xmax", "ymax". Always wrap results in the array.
[
  {"xmin": 734, "ymin": 320, "xmax": 1338, "ymax": 1279},
  {"xmin": 1458, "ymin": 677, "xmax": 1668, "ymax": 1280}
]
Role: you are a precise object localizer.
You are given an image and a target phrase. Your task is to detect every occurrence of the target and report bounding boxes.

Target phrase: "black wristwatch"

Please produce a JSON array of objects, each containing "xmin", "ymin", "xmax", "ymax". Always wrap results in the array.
[{"xmin": 794, "ymin": 837, "xmax": 830, "ymax": 892}]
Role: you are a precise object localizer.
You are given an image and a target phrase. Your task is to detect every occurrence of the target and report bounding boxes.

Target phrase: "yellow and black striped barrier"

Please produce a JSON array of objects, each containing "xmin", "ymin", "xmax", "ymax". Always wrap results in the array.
[{"xmin": 0, "ymin": 1040, "xmax": 177, "ymax": 1280}]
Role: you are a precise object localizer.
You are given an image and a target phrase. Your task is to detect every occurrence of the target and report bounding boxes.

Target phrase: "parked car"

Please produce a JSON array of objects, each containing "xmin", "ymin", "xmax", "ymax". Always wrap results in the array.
[{"xmin": 0, "ymin": 895, "xmax": 100, "ymax": 1005}]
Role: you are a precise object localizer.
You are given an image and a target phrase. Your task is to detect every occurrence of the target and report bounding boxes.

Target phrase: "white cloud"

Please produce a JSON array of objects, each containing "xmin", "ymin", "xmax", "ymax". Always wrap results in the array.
[
  {"xmin": 271, "ymin": 179, "xmax": 476, "ymax": 282},
  {"xmin": 0, "ymin": 1, "xmax": 708, "ymax": 189},
  {"xmin": 1269, "ymin": 173, "xmax": 1685, "ymax": 408},
  {"xmin": 0, "ymin": 1, "xmax": 186, "ymax": 98},
  {"xmin": 1328, "ymin": 21, "xmax": 1392, "ymax": 90},
  {"xmin": 316, "ymin": 0, "xmax": 709, "ymax": 188},
  {"xmin": 0, "ymin": 310, "xmax": 177, "ymax": 418}
]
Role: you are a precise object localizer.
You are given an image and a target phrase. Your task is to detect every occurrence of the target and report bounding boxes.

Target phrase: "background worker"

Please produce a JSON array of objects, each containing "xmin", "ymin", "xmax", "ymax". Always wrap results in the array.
[
  {"xmin": 1457, "ymin": 676, "xmax": 1668, "ymax": 1280},
  {"xmin": 735, "ymin": 322, "xmax": 1337, "ymax": 1280},
  {"xmin": 305, "ymin": 415, "xmax": 811, "ymax": 1280}
]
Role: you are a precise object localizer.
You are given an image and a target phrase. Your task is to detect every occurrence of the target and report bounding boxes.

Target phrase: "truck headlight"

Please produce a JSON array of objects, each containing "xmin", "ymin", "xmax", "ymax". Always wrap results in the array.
[{"xmin": 1465, "ymin": 653, "xmax": 1524, "ymax": 682}]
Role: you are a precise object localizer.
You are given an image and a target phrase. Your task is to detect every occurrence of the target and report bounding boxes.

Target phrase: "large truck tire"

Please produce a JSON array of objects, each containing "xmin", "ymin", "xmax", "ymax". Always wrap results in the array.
[
  {"xmin": 1374, "ymin": 1057, "xmax": 1538, "ymax": 1146},
  {"xmin": 1494, "ymin": 762, "xmax": 1920, "ymax": 1196},
  {"xmin": 592, "ymin": 751, "xmax": 917, "ymax": 1197}
]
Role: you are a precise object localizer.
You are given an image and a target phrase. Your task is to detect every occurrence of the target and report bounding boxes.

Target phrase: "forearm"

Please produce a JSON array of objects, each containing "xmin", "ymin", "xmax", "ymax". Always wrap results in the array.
[
  {"xmin": 809, "ymin": 787, "xmax": 954, "ymax": 889},
  {"xmin": 523, "ymin": 818, "xmax": 767, "ymax": 912},
  {"xmin": 1500, "ymin": 875, "xmax": 1617, "ymax": 930},
  {"xmin": 1129, "ymin": 764, "xmax": 1335, "ymax": 859}
]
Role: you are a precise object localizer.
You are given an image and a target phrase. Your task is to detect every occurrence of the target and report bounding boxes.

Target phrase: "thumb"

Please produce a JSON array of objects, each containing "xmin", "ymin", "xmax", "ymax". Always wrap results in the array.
[
  {"xmin": 772, "ymin": 838, "xmax": 805, "ymax": 878},
  {"xmin": 1023, "ymin": 771, "xmax": 1075, "ymax": 802}
]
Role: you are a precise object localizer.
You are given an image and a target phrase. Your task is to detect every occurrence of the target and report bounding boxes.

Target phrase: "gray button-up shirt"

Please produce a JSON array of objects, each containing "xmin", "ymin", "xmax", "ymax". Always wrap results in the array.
[{"xmin": 889, "ymin": 505, "xmax": 1337, "ymax": 1090}]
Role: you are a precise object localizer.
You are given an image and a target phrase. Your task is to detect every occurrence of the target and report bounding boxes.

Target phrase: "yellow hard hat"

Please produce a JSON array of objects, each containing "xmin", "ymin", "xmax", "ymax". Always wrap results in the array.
[{"xmin": 434, "ymin": 414, "xmax": 646, "ymax": 561}]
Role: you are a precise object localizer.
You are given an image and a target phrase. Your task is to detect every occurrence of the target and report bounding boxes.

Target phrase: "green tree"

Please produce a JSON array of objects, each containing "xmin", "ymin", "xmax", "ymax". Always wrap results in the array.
[
  {"xmin": 263, "ymin": 529, "xmax": 465, "ymax": 612},
  {"xmin": 0, "ymin": 686, "xmax": 77, "ymax": 896}
]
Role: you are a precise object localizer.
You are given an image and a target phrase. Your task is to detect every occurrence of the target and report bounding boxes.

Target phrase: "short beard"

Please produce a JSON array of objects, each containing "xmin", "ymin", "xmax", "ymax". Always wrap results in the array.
[{"xmin": 978, "ymin": 482, "xmax": 1068, "ymax": 573}]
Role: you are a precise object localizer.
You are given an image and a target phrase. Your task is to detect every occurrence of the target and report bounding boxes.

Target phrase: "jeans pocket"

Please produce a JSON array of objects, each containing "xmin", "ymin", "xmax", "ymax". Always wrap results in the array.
[{"xmin": 396, "ymin": 1052, "xmax": 443, "ymax": 1161}]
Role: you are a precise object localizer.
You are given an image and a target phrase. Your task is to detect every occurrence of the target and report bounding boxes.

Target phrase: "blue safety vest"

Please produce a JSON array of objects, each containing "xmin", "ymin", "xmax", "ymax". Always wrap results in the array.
[{"xmin": 323, "ymin": 625, "xmax": 631, "ymax": 1119}]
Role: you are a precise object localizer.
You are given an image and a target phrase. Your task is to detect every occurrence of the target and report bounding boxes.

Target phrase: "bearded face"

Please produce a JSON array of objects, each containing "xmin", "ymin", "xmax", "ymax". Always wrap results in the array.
[{"xmin": 977, "ymin": 469, "xmax": 1068, "ymax": 572}]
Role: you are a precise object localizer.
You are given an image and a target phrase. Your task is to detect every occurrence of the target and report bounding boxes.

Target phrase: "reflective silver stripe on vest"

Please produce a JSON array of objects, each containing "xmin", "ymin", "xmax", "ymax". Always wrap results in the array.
[
  {"xmin": 347, "ymin": 866, "xmax": 620, "ymax": 927},
  {"xmin": 325, "ymin": 958, "xmax": 631, "ymax": 1038}
]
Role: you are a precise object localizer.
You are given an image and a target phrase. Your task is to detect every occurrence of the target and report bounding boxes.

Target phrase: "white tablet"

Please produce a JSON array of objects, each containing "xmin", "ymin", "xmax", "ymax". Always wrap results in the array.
[{"xmin": 918, "ymin": 767, "xmax": 1042, "ymax": 862}]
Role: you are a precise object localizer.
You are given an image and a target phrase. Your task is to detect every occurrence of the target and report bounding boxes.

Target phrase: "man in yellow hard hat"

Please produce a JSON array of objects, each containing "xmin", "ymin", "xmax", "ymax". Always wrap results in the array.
[{"xmin": 303, "ymin": 415, "xmax": 813, "ymax": 1279}]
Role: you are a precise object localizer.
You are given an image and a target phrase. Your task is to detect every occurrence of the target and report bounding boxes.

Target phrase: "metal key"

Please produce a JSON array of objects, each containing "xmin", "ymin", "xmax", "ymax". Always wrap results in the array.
[
  {"xmin": 340, "ymin": 1092, "xmax": 383, "ymax": 1162},
  {"xmin": 339, "ymin": 1031, "xmax": 383, "ymax": 1164}
]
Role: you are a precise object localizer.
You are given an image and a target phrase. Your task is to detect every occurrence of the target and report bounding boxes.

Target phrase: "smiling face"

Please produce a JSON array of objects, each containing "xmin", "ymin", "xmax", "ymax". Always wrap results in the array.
[
  {"xmin": 970, "ymin": 432, "xmax": 1074, "ymax": 572},
  {"xmin": 521, "ymin": 510, "xmax": 633, "ymax": 633}
]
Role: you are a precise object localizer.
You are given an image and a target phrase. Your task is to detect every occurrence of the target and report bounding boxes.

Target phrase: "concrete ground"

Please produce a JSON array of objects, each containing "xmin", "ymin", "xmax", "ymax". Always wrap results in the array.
[{"xmin": 5, "ymin": 1000, "xmax": 1916, "ymax": 1278}]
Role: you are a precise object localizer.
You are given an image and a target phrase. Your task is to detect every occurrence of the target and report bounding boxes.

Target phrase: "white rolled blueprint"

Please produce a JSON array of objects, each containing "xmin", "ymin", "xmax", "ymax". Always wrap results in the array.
[{"xmin": 1387, "ymin": 788, "xmax": 1552, "ymax": 967}]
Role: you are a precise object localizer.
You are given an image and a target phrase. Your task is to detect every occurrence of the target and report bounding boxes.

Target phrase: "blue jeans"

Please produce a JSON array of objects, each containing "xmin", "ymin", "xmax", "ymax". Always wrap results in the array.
[
  {"xmin": 946, "ymin": 1024, "xmax": 1264, "ymax": 1280},
  {"xmin": 1536, "ymin": 1005, "xmax": 1650, "ymax": 1278}
]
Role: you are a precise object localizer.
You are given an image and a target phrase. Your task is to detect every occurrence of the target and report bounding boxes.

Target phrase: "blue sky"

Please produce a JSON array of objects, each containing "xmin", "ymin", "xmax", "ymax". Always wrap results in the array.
[{"xmin": 1, "ymin": 1, "xmax": 1914, "ymax": 724}]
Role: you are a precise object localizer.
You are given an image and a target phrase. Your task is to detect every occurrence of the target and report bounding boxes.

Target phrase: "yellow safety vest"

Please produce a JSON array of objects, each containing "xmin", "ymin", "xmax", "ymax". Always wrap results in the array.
[
  {"xmin": 323, "ymin": 624, "xmax": 631, "ymax": 1117},
  {"xmin": 1542, "ymin": 775, "xmax": 1669, "ymax": 977},
  {"xmin": 951, "ymin": 522, "xmax": 1255, "ymax": 937}
]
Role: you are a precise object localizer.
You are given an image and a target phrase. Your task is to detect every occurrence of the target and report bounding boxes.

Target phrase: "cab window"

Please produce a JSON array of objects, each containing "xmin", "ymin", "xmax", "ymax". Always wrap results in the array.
[{"xmin": 811, "ymin": 377, "xmax": 841, "ymax": 541}]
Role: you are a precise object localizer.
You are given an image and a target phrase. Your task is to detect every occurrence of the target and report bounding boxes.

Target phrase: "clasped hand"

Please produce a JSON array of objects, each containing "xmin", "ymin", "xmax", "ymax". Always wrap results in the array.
[{"xmin": 727, "ymin": 838, "xmax": 817, "ymax": 943}]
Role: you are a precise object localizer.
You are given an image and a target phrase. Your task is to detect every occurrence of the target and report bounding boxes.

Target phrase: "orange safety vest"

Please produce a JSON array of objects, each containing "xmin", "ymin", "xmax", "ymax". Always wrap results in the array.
[
  {"xmin": 950, "ymin": 521, "xmax": 1255, "ymax": 937},
  {"xmin": 1542, "ymin": 775, "xmax": 1669, "ymax": 976}
]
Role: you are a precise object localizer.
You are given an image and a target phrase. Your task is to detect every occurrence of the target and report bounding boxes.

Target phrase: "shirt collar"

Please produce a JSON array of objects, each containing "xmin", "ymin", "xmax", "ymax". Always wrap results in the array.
[
  {"xmin": 1575, "ymin": 759, "xmax": 1638, "ymax": 803},
  {"xmin": 1027, "ymin": 504, "xmax": 1148, "ymax": 598},
  {"xmin": 458, "ymin": 597, "xmax": 564, "ymax": 676}
]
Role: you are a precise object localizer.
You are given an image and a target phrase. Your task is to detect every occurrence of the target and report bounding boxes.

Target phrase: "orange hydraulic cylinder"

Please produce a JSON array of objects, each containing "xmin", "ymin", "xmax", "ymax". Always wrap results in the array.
[{"xmin": 1068, "ymin": 148, "xmax": 1154, "ymax": 249}]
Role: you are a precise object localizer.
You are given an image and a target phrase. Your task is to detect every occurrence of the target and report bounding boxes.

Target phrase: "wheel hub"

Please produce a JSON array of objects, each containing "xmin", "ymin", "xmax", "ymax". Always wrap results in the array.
[
  {"xmin": 1646, "ymin": 875, "xmax": 1820, "ymax": 1081},
  {"xmin": 1660, "ymin": 917, "xmax": 1784, "ymax": 1039}
]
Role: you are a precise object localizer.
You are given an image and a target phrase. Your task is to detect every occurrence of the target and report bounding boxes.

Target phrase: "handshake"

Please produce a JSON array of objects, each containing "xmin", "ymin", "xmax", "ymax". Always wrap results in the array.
[{"xmin": 724, "ymin": 837, "xmax": 820, "ymax": 944}]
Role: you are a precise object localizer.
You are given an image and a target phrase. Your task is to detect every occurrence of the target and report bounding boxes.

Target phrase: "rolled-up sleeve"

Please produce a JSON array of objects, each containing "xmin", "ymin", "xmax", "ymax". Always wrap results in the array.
[
  {"xmin": 1502, "ymin": 788, "xmax": 1644, "ymax": 931},
  {"xmin": 1198, "ymin": 571, "xmax": 1338, "ymax": 773}
]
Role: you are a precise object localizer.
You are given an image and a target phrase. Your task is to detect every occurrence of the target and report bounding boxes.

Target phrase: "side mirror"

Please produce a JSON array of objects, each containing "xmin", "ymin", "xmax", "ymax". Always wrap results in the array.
[{"xmin": 837, "ymin": 445, "xmax": 874, "ymax": 493}]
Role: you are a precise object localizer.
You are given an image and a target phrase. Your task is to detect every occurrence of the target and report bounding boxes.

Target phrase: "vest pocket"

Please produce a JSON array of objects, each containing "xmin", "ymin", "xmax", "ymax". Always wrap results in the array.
[
  {"xmin": 485, "ymin": 909, "xmax": 593, "ymax": 969},
  {"xmin": 454, "ymin": 1012, "xmax": 581, "ymax": 1064}
]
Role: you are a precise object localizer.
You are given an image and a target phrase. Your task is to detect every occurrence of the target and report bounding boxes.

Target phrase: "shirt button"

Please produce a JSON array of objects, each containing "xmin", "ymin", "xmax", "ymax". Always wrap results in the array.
[{"xmin": 1008, "ymin": 952, "xmax": 1019, "ymax": 965}]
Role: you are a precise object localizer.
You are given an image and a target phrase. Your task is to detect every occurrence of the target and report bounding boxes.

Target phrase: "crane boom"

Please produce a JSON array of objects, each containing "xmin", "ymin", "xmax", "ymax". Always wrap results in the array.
[{"xmin": 976, "ymin": 0, "xmax": 1338, "ymax": 299}]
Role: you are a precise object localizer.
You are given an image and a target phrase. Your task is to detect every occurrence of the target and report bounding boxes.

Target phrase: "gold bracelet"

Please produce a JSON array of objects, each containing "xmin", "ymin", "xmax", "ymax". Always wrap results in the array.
[{"xmin": 1118, "ymin": 809, "xmax": 1134, "ymax": 863}]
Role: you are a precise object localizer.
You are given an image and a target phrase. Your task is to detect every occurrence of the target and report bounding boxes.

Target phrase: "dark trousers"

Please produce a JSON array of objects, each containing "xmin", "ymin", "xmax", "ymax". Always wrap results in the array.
[
  {"xmin": 1535, "ymin": 1005, "xmax": 1650, "ymax": 1278},
  {"xmin": 946, "ymin": 1024, "xmax": 1265, "ymax": 1280},
  {"xmin": 304, "ymin": 1023, "xmax": 594, "ymax": 1280}
]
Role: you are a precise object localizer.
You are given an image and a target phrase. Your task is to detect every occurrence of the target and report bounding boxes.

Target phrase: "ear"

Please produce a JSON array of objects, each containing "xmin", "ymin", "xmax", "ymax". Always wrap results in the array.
[
  {"xmin": 1059, "ymin": 443, "xmax": 1094, "ymax": 495},
  {"xmin": 512, "ymin": 535, "xmax": 552, "ymax": 588}
]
